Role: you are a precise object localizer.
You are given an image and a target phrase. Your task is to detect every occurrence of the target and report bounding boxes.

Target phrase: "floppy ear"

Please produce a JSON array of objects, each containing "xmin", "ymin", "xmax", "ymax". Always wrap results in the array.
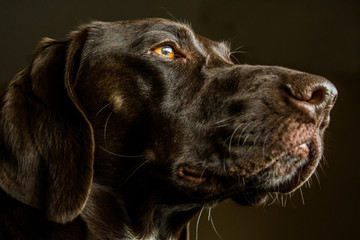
[{"xmin": 0, "ymin": 26, "xmax": 94, "ymax": 223}]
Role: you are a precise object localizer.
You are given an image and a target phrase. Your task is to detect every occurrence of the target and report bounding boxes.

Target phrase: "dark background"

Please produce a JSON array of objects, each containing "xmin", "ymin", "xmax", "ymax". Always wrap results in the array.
[{"xmin": 0, "ymin": 0, "xmax": 359, "ymax": 239}]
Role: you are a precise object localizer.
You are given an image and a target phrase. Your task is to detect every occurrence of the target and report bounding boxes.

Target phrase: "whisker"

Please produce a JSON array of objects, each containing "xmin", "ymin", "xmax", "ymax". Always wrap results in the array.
[
  {"xmin": 213, "ymin": 116, "xmax": 236, "ymax": 126},
  {"xmin": 104, "ymin": 112, "xmax": 113, "ymax": 146},
  {"xmin": 202, "ymin": 157, "xmax": 208, "ymax": 167},
  {"xmin": 237, "ymin": 175, "xmax": 246, "ymax": 190},
  {"xmin": 308, "ymin": 178, "xmax": 313, "ymax": 187},
  {"xmin": 228, "ymin": 123, "xmax": 245, "ymax": 156},
  {"xmin": 280, "ymin": 194, "xmax": 284, "ymax": 207},
  {"xmin": 245, "ymin": 132, "xmax": 262, "ymax": 154},
  {"xmin": 268, "ymin": 193, "xmax": 277, "ymax": 206},
  {"xmin": 284, "ymin": 195, "xmax": 288, "ymax": 207},
  {"xmin": 99, "ymin": 146, "xmax": 145, "ymax": 158},
  {"xmin": 214, "ymin": 123, "xmax": 231, "ymax": 128},
  {"xmin": 299, "ymin": 188, "xmax": 305, "ymax": 205},
  {"xmin": 230, "ymin": 54, "xmax": 240, "ymax": 64},
  {"xmin": 196, "ymin": 207, "xmax": 205, "ymax": 240},
  {"xmin": 122, "ymin": 160, "xmax": 150, "ymax": 184},
  {"xmin": 200, "ymin": 166, "xmax": 208, "ymax": 181},
  {"xmin": 275, "ymin": 192, "xmax": 280, "ymax": 204},
  {"xmin": 318, "ymin": 160, "xmax": 326, "ymax": 175},
  {"xmin": 240, "ymin": 123, "xmax": 258, "ymax": 147},
  {"xmin": 96, "ymin": 103, "xmax": 111, "ymax": 116},
  {"xmin": 222, "ymin": 157, "xmax": 228, "ymax": 177},
  {"xmin": 242, "ymin": 176, "xmax": 246, "ymax": 186},
  {"xmin": 208, "ymin": 207, "xmax": 223, "ymax": 240},
  {"xmin": 235, "ymin": 122, "xmax": 252, "ymax": 147},
  {"xmin": 289, "ymin": 192, "xmax": 295, "ymax": 199},
  {"xmin": 314, "ymin": 170, "xmax": 321, "ymax": 188},
  {"xmin": 230, "ymin": 50, "xmax": 247, "ymax": 54},
  {"xmin": 232, "ymin": 45, "xmax": 245, "ymax": 52},
  {"xmin": 262, "ymin": 132, "xmax": 271, "ymax": 159},
  {"xmin": 321, "ymin": 156, "xmax": 329, "ymax": 167}
]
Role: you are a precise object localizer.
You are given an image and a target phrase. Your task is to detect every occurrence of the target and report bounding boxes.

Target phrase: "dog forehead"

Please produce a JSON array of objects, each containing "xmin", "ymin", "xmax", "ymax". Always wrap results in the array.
[
  {"xmin": 83, "ymin": 18, "xmax": 229, "ymax": 60},
  {"xmin": 118, "ymin": 18, "xmax": 195, "ymax": 39},
  {"xmin": 87, "ymin": 18, "xmax": 194, "ymax": 45},
  {"xmin": 139, "ymin": 18, "xmax": 231, "ymax": 57}
]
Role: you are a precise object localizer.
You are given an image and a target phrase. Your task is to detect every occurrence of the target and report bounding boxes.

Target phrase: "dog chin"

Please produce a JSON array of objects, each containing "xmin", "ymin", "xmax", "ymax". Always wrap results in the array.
[{"xmin": 230, "ymin": 192, "xmax": 269, "ymax": 206}]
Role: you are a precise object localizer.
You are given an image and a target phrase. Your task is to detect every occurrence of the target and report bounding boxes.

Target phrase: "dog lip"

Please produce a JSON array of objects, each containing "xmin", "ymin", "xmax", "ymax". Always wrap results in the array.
[
  {"xmin": 273, "ymin": 141, "xmax": 318, "ymax": 193},
  {"xmin": 178, "ymin": 165, "xmax": 213, "ymax": 184},
  {"xmin": 291, "ymin": 143, "xmax": 310, "ymax": 160}
]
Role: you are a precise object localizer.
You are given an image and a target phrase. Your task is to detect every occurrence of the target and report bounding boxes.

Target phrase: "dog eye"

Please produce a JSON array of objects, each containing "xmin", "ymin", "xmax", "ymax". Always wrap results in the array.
[{"xmin": 153, "ymin": 45, "xmax": 175, "ymax": 59}]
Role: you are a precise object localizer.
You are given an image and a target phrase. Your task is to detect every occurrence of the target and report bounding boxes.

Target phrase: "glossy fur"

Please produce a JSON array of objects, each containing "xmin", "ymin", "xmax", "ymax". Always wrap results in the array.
[{"xmin": 0, "ymin": 18, "xmax": 337, "ymax": 239}]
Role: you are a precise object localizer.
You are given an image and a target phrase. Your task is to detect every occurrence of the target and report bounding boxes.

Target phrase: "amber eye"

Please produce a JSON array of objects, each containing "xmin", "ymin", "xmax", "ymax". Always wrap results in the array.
[{"xmin": 154, "ymin": 45, "xmax": 175, "ymax": 59}]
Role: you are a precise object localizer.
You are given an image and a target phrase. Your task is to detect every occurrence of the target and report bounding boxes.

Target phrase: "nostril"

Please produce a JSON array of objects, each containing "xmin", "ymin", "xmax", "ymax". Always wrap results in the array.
[
  {"xmin": 284, "ymin": 83, "xmax": 307, "ymax": 102},
  {"xmin": 285, "ymin": 82, "xmax": 329, "ymax": 106},
  {"xmin": 308, "ymin": 88, "xmax": 326, "ymax": 104},
  {"xmin": 283, "ymin": 74, "xmax": 337, "ymax": 122}
]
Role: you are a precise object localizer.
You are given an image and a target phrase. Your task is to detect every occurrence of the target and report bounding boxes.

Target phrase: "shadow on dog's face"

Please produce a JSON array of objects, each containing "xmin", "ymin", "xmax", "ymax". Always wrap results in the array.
[
  {"xmin": 0, "ymin": 18, "xmax": 339, "ymax": 240},
  {"xmin": 74, "ymin": 18, "xmax": 337, "ymax": 206}
]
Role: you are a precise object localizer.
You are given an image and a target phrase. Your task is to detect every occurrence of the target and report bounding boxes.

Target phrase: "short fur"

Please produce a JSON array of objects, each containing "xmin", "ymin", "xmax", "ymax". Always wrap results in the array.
[{"xmin": 0, "ymin": 18, "xmax": 337, "ymax": 240}]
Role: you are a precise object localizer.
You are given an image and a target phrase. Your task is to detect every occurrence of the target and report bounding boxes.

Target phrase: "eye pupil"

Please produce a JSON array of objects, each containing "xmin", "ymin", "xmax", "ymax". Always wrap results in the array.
[
  {"xmin": 161, "ymin": 46, "xmax": 173, "ymax": 56},
  {"xmin": 153, "ymin": 45, "xmax": 175, "ymax": 59}
]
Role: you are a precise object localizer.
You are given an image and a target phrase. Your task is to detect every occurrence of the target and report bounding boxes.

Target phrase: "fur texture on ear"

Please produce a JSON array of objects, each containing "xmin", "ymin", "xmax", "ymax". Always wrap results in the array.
[{"xmin": 0, "ymin": 26, "xmax": 94, "ymax": 224}]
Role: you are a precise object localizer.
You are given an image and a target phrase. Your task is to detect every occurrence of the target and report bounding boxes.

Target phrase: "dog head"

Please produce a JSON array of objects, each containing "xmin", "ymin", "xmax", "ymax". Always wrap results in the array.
[{"xmin": 0, "ymin": 18, "xmax": 337, "ymax": 227}]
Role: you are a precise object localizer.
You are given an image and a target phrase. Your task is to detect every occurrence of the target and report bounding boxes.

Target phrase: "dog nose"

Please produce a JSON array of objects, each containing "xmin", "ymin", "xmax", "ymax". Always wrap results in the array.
[{"xmin": 284, "ymin": 74, "xmax": 338, "ymax": 122}]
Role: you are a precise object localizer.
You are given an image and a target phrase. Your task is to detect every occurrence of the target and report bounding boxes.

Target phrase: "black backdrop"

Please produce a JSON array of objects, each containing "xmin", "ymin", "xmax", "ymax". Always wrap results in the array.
[{"xmin": 0, "ymin": 0, "xmax": 359, "ymax": 239}]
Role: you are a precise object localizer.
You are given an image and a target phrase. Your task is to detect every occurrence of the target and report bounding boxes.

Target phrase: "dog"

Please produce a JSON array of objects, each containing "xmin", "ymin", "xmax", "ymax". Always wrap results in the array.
[{"xmin": 0, "ymin": 18, "xmax": 337, "ymax": 240}]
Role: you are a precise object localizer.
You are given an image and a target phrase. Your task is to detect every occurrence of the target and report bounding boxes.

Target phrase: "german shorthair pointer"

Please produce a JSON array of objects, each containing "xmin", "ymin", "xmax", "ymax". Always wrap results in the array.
[{"xmin": 0, "ymin": 18, "xmax": 337, "ymax": 239}]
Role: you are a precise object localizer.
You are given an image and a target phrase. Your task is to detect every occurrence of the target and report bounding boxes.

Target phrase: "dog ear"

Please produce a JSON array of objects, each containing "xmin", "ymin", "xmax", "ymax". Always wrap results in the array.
[{"xmin": 0, "ymin": 26, "xmax": 94, "ymax": 223}]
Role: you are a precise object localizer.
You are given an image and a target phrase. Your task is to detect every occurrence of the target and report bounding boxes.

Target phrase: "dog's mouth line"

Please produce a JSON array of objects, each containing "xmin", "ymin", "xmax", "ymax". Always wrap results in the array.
[
  {"xmin": 272, "ymin": 142, "xmax": 311, "ymax": 173},
  {"xmin": 177, "ymin": 140, "xmax": 318, "ymax": 191},
  {"xmin": 178, "ymin": 165, "xmax": 214, "ymax": 184},
  {"xmin": 265, "ymin": 141, "xmax": 319, "ymax": 194}
]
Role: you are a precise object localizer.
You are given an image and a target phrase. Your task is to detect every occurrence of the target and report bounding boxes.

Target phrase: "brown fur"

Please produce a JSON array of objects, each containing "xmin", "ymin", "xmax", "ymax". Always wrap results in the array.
[{"xmin": 0, "ymin": 18, "xmax": 337, "ymax": 239}]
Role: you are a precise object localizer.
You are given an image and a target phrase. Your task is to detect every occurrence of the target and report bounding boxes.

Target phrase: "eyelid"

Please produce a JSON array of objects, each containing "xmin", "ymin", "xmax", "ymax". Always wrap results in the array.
[{"xmin": 152, "ymin": 41, "xmax": 179, "ymax": 50}]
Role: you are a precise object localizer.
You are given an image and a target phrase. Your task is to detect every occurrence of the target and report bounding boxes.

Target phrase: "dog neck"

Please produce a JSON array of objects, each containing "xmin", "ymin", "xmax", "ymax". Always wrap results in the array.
[{"xmin": 81, "ymin": 183, "xmax": 201, "ymax": 240}]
